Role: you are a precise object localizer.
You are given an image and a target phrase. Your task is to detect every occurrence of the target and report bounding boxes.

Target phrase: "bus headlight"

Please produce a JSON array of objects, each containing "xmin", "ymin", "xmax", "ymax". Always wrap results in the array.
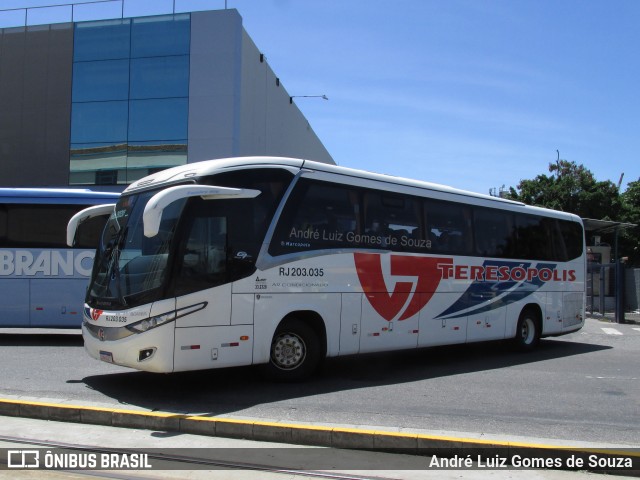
[
  {"xmin": 127, "ymin": 311, "xmax": 176, "ymax": 333},
  {"xmin": 124, "ymin": 302, "xmax": 206, "ymax": 334}
]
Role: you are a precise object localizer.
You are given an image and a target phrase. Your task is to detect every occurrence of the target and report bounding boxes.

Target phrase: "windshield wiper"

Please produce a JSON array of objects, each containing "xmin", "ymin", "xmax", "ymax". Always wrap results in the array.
[{"xmin": 111, "ymin": 226, "xmax": 129, "ymax": 307}]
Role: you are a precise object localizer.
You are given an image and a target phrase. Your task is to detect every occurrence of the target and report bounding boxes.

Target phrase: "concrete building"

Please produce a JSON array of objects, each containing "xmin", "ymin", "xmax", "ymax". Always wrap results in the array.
[{"xmin": 0, "ymin": 5, "xmax": 333, "ymax": 187}]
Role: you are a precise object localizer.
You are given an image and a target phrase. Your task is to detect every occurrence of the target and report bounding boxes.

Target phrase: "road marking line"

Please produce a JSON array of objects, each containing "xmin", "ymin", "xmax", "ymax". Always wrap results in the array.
[
  {"xmin": 601, "ymin": 327, "xmax": 623, "ymax": 335},
  {"xmin": 633, "ymin": 327, "xmax": 640, "ymax": 333}
]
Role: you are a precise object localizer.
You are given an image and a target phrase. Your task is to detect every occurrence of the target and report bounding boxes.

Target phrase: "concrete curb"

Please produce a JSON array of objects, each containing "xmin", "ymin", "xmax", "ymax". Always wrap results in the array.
[{"xmin": 1, "ymin": 397, "xmax": 638, "ymax": 460}]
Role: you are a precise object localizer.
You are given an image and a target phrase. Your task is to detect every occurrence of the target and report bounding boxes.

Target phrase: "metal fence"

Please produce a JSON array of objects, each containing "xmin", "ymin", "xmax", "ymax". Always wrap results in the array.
[
  {"xmin": 587, "ymin": 261, "xmax": 627, "ymax": 323},
  {"xmin": 0, "ymin": 0, "xmax": 222, "ymax": 28}
]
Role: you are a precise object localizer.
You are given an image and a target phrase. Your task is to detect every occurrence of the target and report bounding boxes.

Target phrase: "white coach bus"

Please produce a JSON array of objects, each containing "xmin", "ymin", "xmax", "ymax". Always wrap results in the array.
[
  {"xmin": 0, "ymin": 188, "xmax": 119, "ymax": 328},
  {"xmin": 68, "ymin": 157, "xmax": 585, "ymax": 379}
]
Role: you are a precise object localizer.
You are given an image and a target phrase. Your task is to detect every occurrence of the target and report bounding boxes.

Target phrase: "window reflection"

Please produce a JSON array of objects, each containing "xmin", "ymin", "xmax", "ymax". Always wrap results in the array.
[
  {"xmin": 129, "ymin": 98, "xmax": 188, "ymax": 141},
  {"xmin": 70, "ymin": 14, "xmax": 190, "ymax": 185},
  {"xmin": 71, "ymin": 102, "xmax": 128, "ymax": 144},
  {"xmin": 127, "ymin": 141, "xmax": 188, "ymax": 183},
  {"xmin": 73, "ymin": 19, "xmax": 131, "ymax": 61},
  {"xmin": 70, "ymin": 142, "xmax": 127, "ymax": 185},
  {"xmin": 69, "ymin": 141, "xmax": 186, "ymax": 186},
  {"xmin": 131, "ymin": 15, "xmax": 190, "ymax": 58},
  {"xmin": 130, "ymin": 56, "xmax": 189, "ymax": 99},
  {"xmin": 72, "ymin": 60, "xmax": 129, "ymax": 102}
]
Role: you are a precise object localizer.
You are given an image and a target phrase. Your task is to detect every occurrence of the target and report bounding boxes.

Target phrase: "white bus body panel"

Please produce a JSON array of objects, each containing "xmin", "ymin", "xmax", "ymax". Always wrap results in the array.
[
  {"xmin": 231, "ymin": 293, "xmax": 255, "ymax": 325},
  {"xmin": 176, "ymin": 286, "xmax": 232, "ymax": 327},
  {"xmin": 173, "ymin": 325, "xmax": 253, "ymax": 372},
  {"xmin": 542, "ymin": 292, "xmax": 563, "ymax": 336},
  {"xmin": 83, "ymin": 250, "xmax": 585, "ymax": 373},
  {"xmin": 419, "ymin": 310, "xmax": 467, "ymax": 347},
  {"xmin": 562, "ymin": 292, "xmax": 585, "ymax": 330},
  {"xmin": 339, "ymin": 293, "xmax": 362, "ymax": 355},
  {"xmin": 83, "ymin": 321, "xmax": 176, "ymax": 373},
  {"xmin": 466, "ymin": 308, "xmax": 507, "ymax": 342},
  {"xmin": 171, "ymin": 287, "xmax": 256, "ymax": 371},
  {"xmin": 252, "ymin": 292, "xmax": 342, "ymax": 365}
]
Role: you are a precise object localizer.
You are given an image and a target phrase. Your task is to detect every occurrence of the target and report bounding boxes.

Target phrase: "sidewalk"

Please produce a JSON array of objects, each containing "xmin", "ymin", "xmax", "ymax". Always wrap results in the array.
[
  {"xmin": 587, "ymin": 311, "xmax": 640, "ymax": 324},
  {"xmin": 0, "ymin": 394, "xmax": 638, "ymax": 477},
  {"xmin": 0, "ymin": 415, "xmax": 638, "ymax": 479}
]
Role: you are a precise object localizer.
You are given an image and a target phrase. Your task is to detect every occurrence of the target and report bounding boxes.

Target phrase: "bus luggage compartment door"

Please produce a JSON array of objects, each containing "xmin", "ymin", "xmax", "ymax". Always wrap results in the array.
[
  {"xmin": 562, "ymin": 292, "xmax": 584, "ymax": 329},
  {"xmin": 359, "ymin": 292, "xmax": 419, "ymax": 353},
  {"xmin": 0, "ymin": 279, "xmax": 29, "ymax": 327},
  {"xmin": 30, "ymin": 278, "xmax": 85, "ymax": 327},
  {"xmin": 339, "ymin": 293, "xmax": 361, "ymax": 355},
  {"xmin": 174, "ymin": 324, "xmax": 253, "ymax": 371}
]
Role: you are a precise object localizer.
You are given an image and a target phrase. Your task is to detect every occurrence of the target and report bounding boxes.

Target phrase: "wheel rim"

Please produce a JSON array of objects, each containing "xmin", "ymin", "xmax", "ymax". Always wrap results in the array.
[
  {"xmin": 271, "ymin": 332, "xmax": 306, "ymax": 370},
  {"xmin": 521, "ymin": 317, "xmax": 535, "ymax": 345}
]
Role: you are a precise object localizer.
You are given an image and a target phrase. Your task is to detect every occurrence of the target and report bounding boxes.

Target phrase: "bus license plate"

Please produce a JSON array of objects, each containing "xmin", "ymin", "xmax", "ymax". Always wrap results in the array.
[{"xmin": 99, "ymin": 351, "xmax": 114, "ymax": 363}]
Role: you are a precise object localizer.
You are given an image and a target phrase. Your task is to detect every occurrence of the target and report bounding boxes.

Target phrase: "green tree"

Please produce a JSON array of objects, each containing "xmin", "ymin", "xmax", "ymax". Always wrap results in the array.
[
  {"xmin": 620, "ymin": 179, "xmax": 640, "ymax": 266},
  {"xmin": 507, "ymin": 160, "xmax": 622, "ymax": 220},
  {"xmin": 507, "ymin": 160, "xmax": 640, "ymax": 265}
]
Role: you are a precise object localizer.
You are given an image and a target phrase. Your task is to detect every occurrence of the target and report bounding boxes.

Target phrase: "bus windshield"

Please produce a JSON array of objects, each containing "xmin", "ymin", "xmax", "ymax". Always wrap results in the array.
[
  {"xmin": 86, "ymin": 167, "xmax": 294, "ymax": 310},
  {"xmin": 88, "ymin": 190, "xmax": 186, "ymax": 309}
]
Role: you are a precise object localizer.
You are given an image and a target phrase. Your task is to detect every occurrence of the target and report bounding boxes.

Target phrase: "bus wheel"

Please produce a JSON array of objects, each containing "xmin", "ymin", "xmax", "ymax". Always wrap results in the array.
[
  {"xmin": 513, "ymin": 309, "xmax": 540, "ymax": 351},
  {"xmin": 267, "ymin": 319, "xmax": 320, "ymax": 381}
]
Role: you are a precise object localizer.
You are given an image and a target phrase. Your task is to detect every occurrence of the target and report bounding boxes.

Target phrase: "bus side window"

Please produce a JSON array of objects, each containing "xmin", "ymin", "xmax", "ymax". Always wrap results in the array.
[
  {"xmin": 514, "ymin": 214, "xmax": 546, "ymax": 260},
  {"xmin": 4, "ymin": 204, "xmax": 80, "ymax": 248},
  {"xmin": 362, "ymin": 191, "xmax": 423, "ymax": 251},
  {"xmin": 174, "ymin": 211, "xmax": 228, "ymax": 296},
  {"xmin": 269, "ymin": 179, "xmax": 359, "ymax": 255},
  {"xmin": 514, "ymin": 214, "xmax": 569, "ymax": 261},
  {"xmin": 0, "ymin": 206, "xmax": 6, "ymax": 246},
  {"xmin": 559, "ymin": 220, "xmax": 584, "ymax": 261},
  {"xmin": 547, "ymin": 218, "xmax": 569, "ymax": 262},
  {"xmin": 474, "ymin": 208, "xmax": 514, "ymax": 258},
  {"xmin": 204, "ymin": 167, "xmax": 293, "ymax": 243},
  {"xmin": 425, "ymin": 200, "xmax": 472, "ymax": 255}
]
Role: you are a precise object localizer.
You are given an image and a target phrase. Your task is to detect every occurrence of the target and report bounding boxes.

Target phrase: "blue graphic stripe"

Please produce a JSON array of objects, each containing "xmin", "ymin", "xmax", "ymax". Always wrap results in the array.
[{"xmin": 435, "ymin": 261, "xmax": 556, "ymax": 319}]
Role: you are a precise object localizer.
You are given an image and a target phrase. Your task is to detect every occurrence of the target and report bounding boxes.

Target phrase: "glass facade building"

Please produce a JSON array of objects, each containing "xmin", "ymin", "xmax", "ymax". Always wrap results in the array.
[
  {"xmin": 0, "ymin": 8, "xmax": 333, "ymax": 189},
  {"xmin": 70, "ymin": 15, "xmax": 190, "ymax": 185}
]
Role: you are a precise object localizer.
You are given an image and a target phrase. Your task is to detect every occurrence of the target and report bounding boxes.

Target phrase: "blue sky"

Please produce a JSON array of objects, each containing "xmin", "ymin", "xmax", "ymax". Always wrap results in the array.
[{"xmin": 3, "ymin": 0, "xmax": 639, "ymax": 195}]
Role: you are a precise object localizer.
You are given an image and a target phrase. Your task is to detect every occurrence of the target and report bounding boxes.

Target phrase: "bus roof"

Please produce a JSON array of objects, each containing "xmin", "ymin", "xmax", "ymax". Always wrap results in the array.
[
  {"xmin": 124, "ymin": 157, "xmax": 581, "ymax": 223},
  {"xmin": 125, "ymin": 156, "xmax": 509, "ymax": 201}
]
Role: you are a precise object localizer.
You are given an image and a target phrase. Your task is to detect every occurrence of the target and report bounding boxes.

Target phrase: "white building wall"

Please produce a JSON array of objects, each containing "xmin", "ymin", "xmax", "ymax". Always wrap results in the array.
[
  {"xmin": 187, "ymin": 9, "xmax": 242, "ymax": 162},
  {"xmin": 187, "ymin": 8, "xmax": 333, "ymax": 165},
  {"xmin": 238, "ymin": 30, "xmax": 333, "ymax": 164}
]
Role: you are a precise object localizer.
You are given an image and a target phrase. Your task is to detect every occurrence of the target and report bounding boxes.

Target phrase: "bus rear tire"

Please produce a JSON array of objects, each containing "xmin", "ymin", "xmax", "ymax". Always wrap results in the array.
[
  {"xmin": 513, "ymin": 308, "xmax": 540, "ymax": 351},
  {"xmin": 266, "ymin": 319, "xmax": 321, "ymax": 382}
]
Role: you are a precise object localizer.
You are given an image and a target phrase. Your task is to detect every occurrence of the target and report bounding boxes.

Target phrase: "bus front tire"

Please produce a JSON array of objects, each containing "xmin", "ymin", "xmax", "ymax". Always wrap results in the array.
[
  {"xmin": 513, "ymin": 309, "xmax": 540, "ymax": 351},
  {"xmin": 266, "ymin": 319, "xmax": 321, "ymax": 382}
]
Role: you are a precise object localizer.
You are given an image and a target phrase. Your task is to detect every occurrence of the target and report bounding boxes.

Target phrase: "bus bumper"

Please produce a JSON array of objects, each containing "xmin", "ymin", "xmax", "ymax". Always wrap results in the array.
[{"xmin": 82, "ymin": 322, "xmax": 175, "ymax": 373}]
